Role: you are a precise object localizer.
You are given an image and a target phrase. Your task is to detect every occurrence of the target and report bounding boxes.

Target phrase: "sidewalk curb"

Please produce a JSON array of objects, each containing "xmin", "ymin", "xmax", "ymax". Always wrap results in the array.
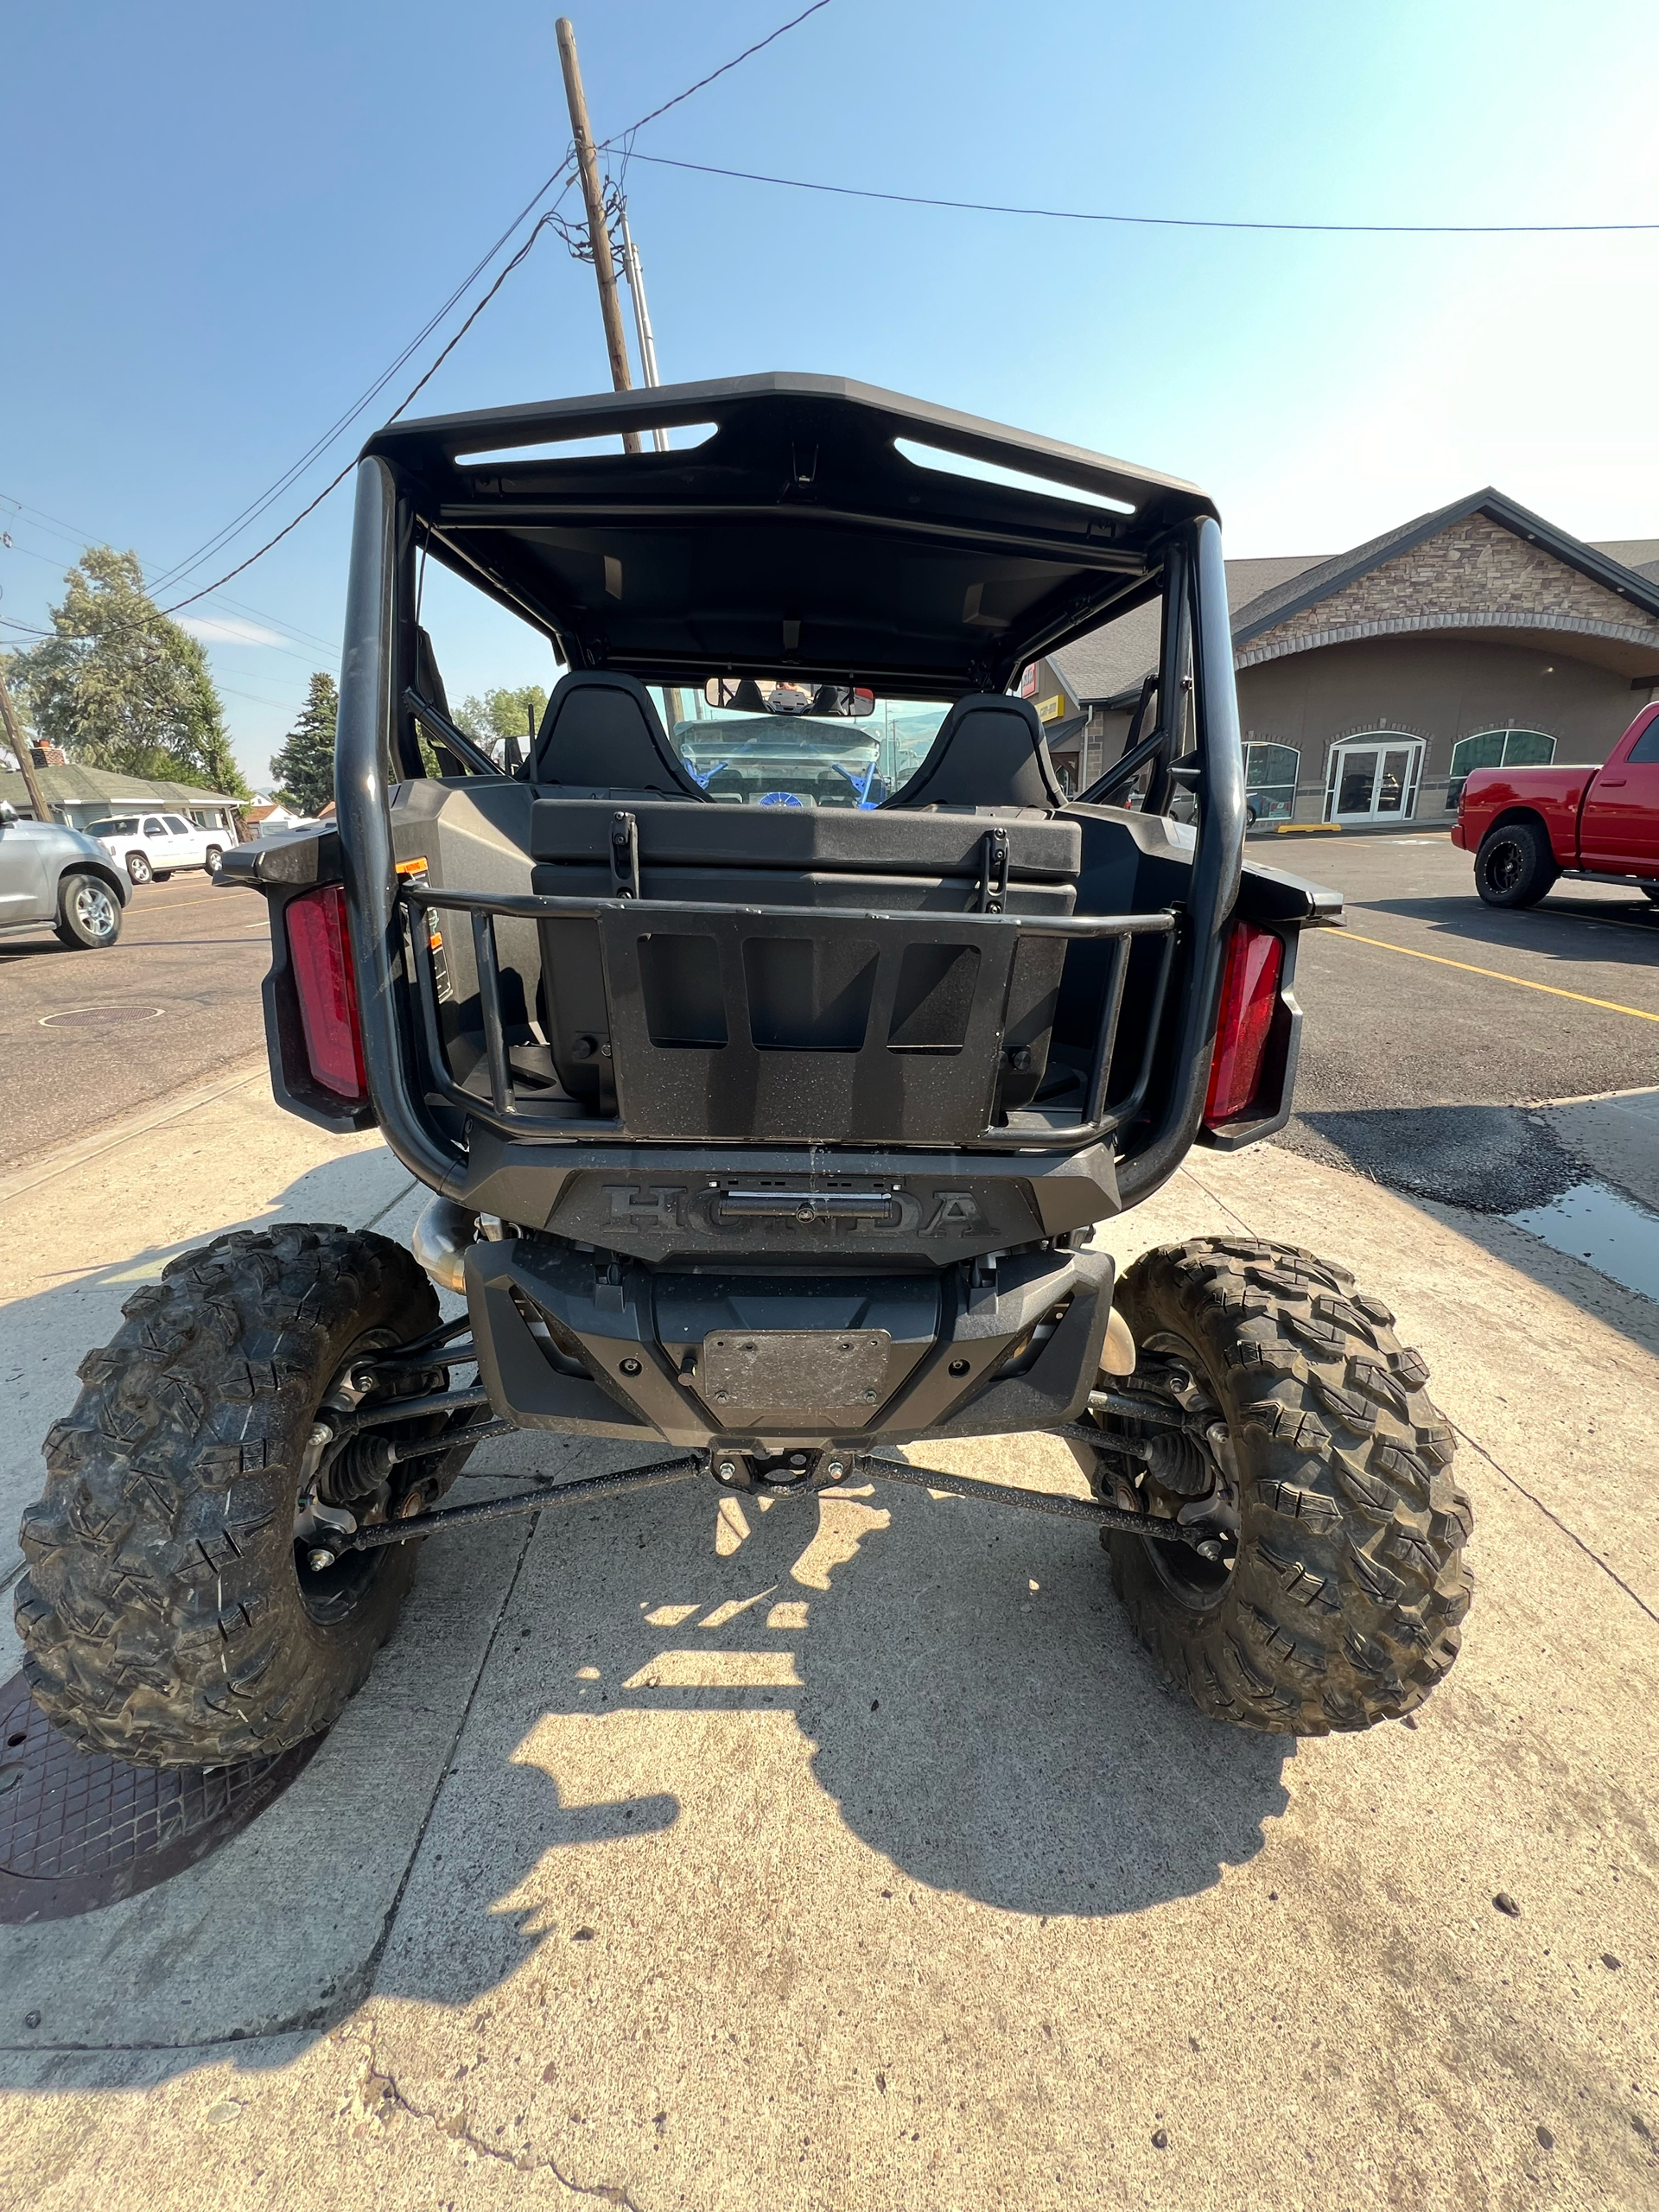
[{"xmin": 0, "ymin": 1053, "xmax": 271, "ymax": 1209}]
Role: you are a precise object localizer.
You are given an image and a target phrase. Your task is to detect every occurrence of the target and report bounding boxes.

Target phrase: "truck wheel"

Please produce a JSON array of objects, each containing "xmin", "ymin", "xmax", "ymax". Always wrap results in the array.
[
  {"xmin": 204, "ymin": 845, "xmax": 224, "ymax": 875},
  {"xmin": 1090, "ymin": 1238, "xmax": 1472, "ymax": 1734},
  {"xmin": 54, "ymin": 873, "xmax": 122, "ymax": 949},
  {"xmin": 125, "ymin": 851, "xmax": 151, "ymax": 885},
  {"xmin": 16, "ymin": 1225, "xmax": 459, "ymax": 1766},
  {"xmin": 1474, "ymin": 818, "xmax": 1555, "ymax": 907}
]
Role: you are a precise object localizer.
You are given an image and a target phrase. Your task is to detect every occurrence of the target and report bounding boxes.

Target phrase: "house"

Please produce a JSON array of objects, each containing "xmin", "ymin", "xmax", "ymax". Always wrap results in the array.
[
  {"xmin": 0, "ymin": 760, "xmax": 245, "ymax": 837},
  {"xmin": 1026, "ymin": 492, "xmax": 1659, "ymax": 828}
]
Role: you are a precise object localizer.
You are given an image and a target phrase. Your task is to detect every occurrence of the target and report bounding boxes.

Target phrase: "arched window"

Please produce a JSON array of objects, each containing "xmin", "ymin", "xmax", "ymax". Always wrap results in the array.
[
  {"xmin": 1243, "ymin": 741, "xmax": 1300, "ymax": 822},
  {"xmin": 1446, "ymin": 729, "xmax": 1555, "ymax": 809}
]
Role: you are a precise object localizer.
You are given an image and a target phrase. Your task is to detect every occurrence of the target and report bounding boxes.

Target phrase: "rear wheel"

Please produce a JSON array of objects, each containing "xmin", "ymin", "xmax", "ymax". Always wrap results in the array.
[
  {"xmin": 124, "ymin": 851, "xmax": 151, "ymax": 885},
  {"xmin": 1090, "ymin": 1238, "xmax": 1472, "ymax": 1734},
  {"xmin": 1474, "ymin": 818, "xmax": 1555, "ymax": 907},
  {"xmin": 204, "ymin": 845, "xmax": 223, "ymax": 875},
  {"xmin": 16, "ymin": 1225, "xmax": 469, "ymax": 1765},
  {"xmin": 54, "ymin": 873, "xmax": 122, "ymax": 950}
]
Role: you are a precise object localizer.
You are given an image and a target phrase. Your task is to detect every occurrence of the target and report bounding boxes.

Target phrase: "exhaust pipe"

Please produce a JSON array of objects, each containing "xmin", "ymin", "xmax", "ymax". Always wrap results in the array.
[{"xmin": 410, "ymin": 1195, "xmax": 478, "ymax": 1294}]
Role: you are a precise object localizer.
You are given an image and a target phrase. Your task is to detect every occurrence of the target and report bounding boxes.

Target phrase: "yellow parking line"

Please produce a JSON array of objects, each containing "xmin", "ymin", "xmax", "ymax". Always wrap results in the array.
[{"xmin": 1334, "ymin": 930, "xmax": 1659, "ymax": 1023}]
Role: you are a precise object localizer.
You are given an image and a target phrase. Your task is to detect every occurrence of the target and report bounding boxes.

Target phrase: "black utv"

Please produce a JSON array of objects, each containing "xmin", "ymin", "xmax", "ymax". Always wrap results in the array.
[{"xmin": 16, "ymin": 374, "xmax": 1472, "ymax": 1765}]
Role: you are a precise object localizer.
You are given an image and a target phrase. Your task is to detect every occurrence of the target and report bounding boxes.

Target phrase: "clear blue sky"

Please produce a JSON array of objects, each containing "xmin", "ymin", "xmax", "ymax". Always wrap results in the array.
[{"xmin": 4, "ymin": 0, "xmax": 1656, "ymax": 787}]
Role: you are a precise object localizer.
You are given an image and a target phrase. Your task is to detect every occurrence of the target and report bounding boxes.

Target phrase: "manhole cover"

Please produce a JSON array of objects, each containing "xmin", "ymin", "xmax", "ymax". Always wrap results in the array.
[
  {"xmin": 0, "ymin": 1672, "xmax": 320, "ymax": 1925},
  {"xmin": 38, "ymin": 1004, "xmax": 166, "ymax": 1029}
]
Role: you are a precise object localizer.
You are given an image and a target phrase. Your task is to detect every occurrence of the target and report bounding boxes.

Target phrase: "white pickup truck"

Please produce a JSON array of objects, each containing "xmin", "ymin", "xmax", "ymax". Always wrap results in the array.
[{"xmin": 85, "ymin": 810, "xmax": 228, "ymax": 885}]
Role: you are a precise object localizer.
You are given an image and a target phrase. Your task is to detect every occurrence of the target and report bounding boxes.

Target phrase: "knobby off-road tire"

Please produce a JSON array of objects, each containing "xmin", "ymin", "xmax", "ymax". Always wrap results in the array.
[
  {"xmin": 16, "ymin": 1225, "xmax": 443, "ymax": 1766},
  {"xmin": 1098, "ymin": 1237, "xmax": 1473, "ymax": 1734}
]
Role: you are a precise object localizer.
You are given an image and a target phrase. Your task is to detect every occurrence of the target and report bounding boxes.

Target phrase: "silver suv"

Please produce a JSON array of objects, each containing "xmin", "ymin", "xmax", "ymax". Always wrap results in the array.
[{"xmin": 0, "ymin": 800, "xmax": 130, "ymax": 948}]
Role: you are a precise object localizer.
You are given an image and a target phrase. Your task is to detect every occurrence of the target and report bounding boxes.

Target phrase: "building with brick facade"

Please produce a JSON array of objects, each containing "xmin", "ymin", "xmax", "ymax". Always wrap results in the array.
[{"xmin": 1028, "ymin": 490, "xmax": 1659, "ymax": 828}]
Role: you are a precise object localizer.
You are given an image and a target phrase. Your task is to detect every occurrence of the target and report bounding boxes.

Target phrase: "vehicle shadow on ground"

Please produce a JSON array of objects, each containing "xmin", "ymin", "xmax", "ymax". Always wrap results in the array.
[
  {"xmin": 367, "ymin": 1458, "xmax": 1294, "ymax": 2026},
  {"xmin": 1357, "ymin": 893, "xmax": 1659, "ymax": 968}
]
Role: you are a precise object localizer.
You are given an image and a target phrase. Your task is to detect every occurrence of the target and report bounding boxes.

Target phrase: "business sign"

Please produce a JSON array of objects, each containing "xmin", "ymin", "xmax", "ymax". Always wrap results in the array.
[
  {"xmin": 1019, "ymin": 663, "xmax": 1039, "ymax": 698},
  {"xmin": 1035, "ymin": 693, "xmax": 1066, "ymax": 723}
]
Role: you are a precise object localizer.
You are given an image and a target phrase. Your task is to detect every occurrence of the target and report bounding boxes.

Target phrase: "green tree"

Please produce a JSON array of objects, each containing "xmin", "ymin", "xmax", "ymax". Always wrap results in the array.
[
  {"xmin": 454, "ymin": 683, "xmax": 548, "ymax": 762},
  {"xmin": 269, "ymin": 671, "xmax": 339, "ymax": 815},
  {"xmin": 3, "ymin": 547, "xmax": 250, "ymax": 798}
]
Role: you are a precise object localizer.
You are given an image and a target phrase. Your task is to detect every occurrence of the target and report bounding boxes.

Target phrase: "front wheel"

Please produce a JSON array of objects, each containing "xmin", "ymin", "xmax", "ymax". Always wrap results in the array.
[
  {"xmin": 16, "ymin": 1225, "xmax": 463, "ymax": 1765},
  {"xmin": 125, "ymin": 850, "xmax": 151, "ymax": 885},
  {"xmin": 1090, "ymin": 1238, "xmax": 1472, "ymax": 1734},
  {"xmin": 54, "ymin": 872, "xmax": 122, "ymax": 949},
  {"xmin": 1474, "ymin": 818, "xmax": 1555, "ymax": 907}
]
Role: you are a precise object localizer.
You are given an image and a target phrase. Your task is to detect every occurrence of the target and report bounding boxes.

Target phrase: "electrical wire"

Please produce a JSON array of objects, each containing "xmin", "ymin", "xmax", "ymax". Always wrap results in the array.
[
  {"xmin": 12, "ymin": 4, "xmax": 838, "ymax": 637},
  {"xmin": 625, "ymin": 149, "xmax": 1659, "ymax": 234}
]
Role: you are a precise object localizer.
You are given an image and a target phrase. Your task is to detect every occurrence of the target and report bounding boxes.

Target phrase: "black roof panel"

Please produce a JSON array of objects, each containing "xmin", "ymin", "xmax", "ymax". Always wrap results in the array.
[{"xmin": 365, "ymin": 372, "xmax": 1215, "ymax": 696}]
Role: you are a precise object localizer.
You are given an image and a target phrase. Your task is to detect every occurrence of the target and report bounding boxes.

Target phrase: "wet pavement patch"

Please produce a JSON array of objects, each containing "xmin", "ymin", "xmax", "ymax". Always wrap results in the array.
[
  {"xmin": 1507, "ymin": 1182, "xmax": 1659, "ymax": 1305},
  {"xmin": 0, "ymin": 1672, "xmax": 320, "ymax": 1926}
]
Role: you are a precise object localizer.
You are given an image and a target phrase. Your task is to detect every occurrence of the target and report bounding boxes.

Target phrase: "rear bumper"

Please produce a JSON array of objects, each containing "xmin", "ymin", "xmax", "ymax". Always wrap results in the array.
[{"xmin": 467, "ymin": 1236, "xmax": 1115, "ymax": 1452}]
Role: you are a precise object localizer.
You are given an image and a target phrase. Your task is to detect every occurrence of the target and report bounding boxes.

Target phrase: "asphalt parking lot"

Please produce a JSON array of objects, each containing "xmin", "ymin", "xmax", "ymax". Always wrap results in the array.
[
  {"xmin": 0, "ymin": 872, "xmax": 267, "ymax": 1170},
  {"xmin": 1265, "ymin": 830, "xmax": 1659, "ymax": 1212}
]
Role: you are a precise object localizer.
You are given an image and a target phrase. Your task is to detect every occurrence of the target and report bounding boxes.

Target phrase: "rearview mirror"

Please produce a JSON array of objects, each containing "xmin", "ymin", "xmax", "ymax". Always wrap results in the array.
[{"xmin": 703, "ymin": 677, "xmax": 875, "ymax": 718}]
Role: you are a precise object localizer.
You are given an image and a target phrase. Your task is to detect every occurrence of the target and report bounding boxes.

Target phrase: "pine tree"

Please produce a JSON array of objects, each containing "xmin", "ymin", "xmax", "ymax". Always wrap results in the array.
[
  {"xmin": 3, "ymin": 547, "xmax": 250, "ymax": 798},
  {"xmin": 270, "ymin": 672, "xmax": 339, "ymax": 815}
]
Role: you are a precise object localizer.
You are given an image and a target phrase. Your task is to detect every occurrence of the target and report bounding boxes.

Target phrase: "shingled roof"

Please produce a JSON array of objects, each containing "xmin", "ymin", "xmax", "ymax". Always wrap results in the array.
[{"xmin": 1047, "ymin": 494, "xmax": 1659, "ymax": 709}]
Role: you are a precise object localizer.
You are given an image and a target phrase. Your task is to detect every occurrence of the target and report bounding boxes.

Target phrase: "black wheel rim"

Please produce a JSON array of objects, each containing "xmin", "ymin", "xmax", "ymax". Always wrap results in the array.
[{"xmin": 1487, "ymin": 837, "xmax": 1524, "ymax": 893}]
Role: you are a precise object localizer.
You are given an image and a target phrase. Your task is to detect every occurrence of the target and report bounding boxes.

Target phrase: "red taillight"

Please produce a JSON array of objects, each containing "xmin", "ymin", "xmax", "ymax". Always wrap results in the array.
[
  {"xmin": 285, "ymin": 884, "xmax": 367, "ymax": 1102},
  {"xmin": 1204, "ymin": 922, "xmax": 1283, "ymax": 1126}
]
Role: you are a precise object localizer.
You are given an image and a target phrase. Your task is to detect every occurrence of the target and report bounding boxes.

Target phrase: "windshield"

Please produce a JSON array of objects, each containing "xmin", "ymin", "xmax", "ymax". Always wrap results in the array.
[
  {"xmin": 645, "ymin": 688, "xmax": 947, "ymax": 807},
  {"xmin": 85, "ymin": 817, "xmax": 139, "ymax": 836}
]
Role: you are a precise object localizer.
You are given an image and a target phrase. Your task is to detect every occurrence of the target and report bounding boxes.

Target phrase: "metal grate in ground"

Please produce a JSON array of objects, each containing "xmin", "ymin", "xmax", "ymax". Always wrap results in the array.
[{"xmin": 0, "ymin": 1671, "xmax": 319, "ymax": 1925}]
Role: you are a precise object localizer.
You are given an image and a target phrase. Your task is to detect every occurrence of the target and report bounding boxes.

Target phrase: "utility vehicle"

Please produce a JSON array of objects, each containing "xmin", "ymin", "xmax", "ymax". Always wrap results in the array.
[{"xmin": 16, "ymin": 375, "xmax": 1473, "ymax": 1764}]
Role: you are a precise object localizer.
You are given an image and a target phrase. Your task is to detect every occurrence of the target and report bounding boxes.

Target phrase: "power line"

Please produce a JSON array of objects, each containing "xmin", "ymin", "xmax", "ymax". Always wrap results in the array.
[
  {"xmin": 598, "ymin": 0, "xmax": 832, "ymax": 147},
  {"xmin": 626, "ymin": 149, "xmax": 1659, "ymax": 234},
  {"xmin": 148, "ymin": 6, "xmax": 836, "ymax": 598},
  {"xmin": 143, "ymin": 173, "xmax": 580, "ymax": 594},
  {"xmin": 10, "ymin": 6, "xmax": 838, "ymax": 637},
  {"xmin": 0, "ymin": 492, "xmax": 342, "ymax": 652}
]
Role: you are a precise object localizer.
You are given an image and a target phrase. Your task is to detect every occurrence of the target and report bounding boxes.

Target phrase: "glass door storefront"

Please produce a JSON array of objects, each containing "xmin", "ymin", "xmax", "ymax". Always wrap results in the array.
[{"xmin": 1324, "ymin": 735, "xmax": 1424, "ymax": 823}]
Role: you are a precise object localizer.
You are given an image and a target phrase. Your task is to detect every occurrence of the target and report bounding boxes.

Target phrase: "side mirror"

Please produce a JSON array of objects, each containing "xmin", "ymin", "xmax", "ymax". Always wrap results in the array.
[{"xmin": 0, "ymin": 800, "xmax": 18, "ymax": 826}]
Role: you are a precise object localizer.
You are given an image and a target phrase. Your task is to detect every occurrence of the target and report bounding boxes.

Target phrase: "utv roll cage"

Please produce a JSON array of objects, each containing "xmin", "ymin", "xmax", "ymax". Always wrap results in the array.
[{"xmin": 272, "ymin": 374, "xmax": 1294, "ymax": 1222}]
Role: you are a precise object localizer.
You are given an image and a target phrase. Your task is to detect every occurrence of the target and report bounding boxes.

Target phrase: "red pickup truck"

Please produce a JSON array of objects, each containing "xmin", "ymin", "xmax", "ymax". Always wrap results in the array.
[{"xmin": 1452, "ymin": 701, "xmax": 1659, "ymax": 907}]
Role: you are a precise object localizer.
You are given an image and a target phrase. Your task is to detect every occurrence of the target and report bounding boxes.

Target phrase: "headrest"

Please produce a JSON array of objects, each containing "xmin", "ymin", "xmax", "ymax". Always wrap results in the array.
[
  {"xmin": 883, "ymin": 693, "xmax": 1066, "ymax": 811},
  {"xmin": 532, "ymin": 671, "xmax": 705, "ymax": 798}
]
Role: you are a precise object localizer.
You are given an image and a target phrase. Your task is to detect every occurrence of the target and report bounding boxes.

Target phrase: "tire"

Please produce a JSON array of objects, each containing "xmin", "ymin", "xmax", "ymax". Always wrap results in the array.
[
  {"xmin": 125, "ymin": 851, "xmax": 151, "ymax": 885},
  {"xmin": 54, "ymin": 872, "xmax": 122, "ymax": 950},
  {"xmin": 1474, "ymin": 817, "xmax": 1556, "ymax": 907},
  {"xmin": 15, "ymin": 1224, "xmax": 461, "ymax": 1766},
  {"xmin": 204, "ymin": 846, "xmax": 223, "ymax": 875},
  {"xmin": 1091, "ymin": 1237, "xmax": 1472, "ymax": 1734}
]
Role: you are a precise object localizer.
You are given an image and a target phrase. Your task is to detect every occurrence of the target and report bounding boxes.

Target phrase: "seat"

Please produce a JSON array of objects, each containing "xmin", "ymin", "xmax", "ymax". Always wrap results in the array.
[
  {"xmin": 532, "ymin": 671, "xmax": 706, "ymax": 799},
  {"xmin": 883, "ymin": 693, "xmax": 1066, "ymax": 812}
]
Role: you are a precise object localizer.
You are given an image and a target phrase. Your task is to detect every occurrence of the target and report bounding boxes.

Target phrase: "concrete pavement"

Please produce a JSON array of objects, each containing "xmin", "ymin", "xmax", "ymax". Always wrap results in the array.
[{"xmin": 0, "ymin": 1077, "xmax": 1656, "ymax": 2211}]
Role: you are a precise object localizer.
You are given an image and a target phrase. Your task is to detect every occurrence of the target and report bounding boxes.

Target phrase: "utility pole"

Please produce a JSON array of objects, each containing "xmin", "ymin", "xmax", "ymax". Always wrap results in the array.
[
  {"xmin": 556, "ymin": 16, "xmax": 643, "ymax": 456},
  {"xmin": 618, "ymin": 205, "xmax": 670, "ymax": 454},
  {"xmin": 0, "ymin": 664, "xmax": 51, "ymax": 823}
]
